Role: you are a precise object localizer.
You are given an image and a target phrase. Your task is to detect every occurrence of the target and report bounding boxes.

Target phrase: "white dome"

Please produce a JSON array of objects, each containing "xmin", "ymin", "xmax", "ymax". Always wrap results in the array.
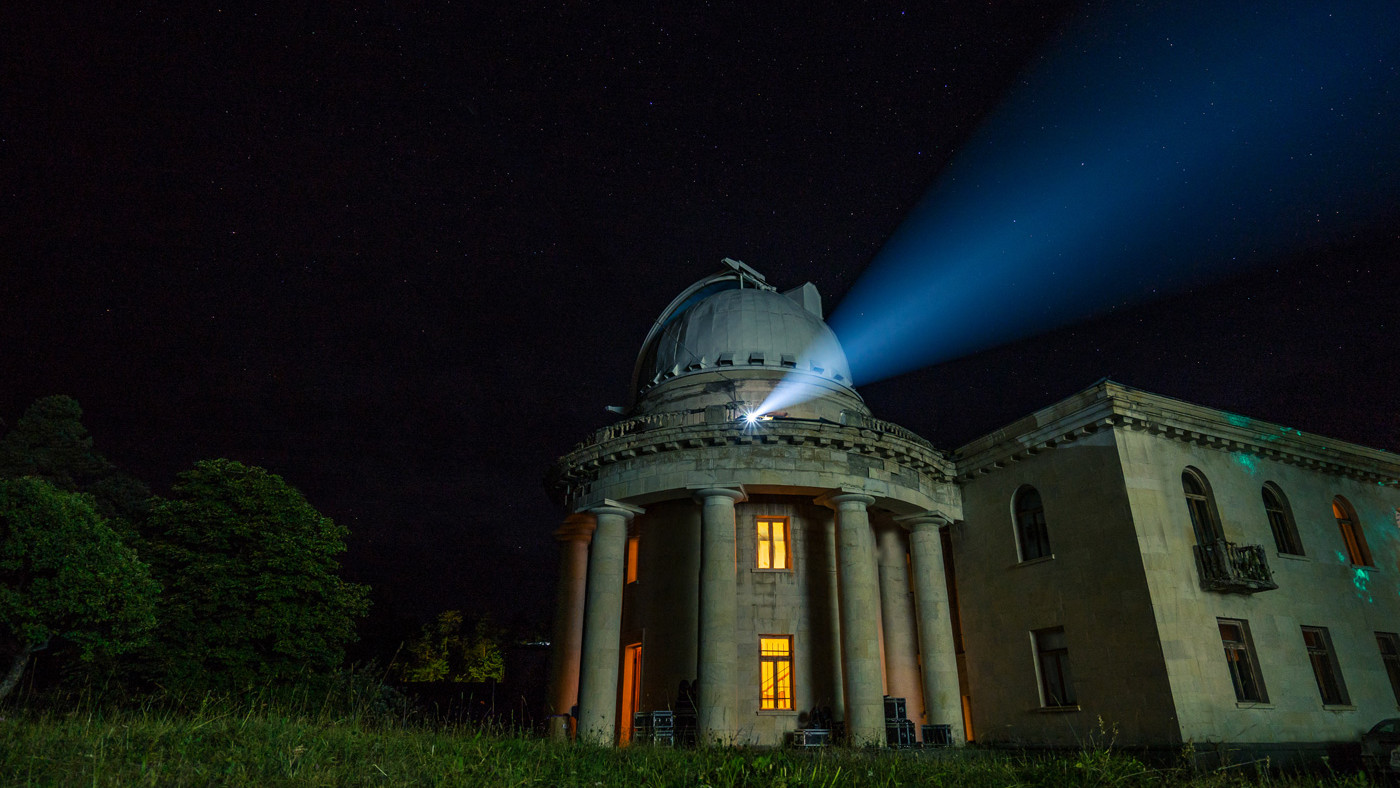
[{"xmin": 635, "ymin": 285, "xmax": 854, "ymax": 399}]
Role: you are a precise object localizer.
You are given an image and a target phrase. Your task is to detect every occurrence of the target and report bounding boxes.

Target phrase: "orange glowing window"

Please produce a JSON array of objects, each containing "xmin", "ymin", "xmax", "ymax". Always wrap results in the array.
[
  {"xmin": 1332, "ymin": 497, "xmax": 1372, "ymax": 567},
  {"xmin": 759, "ymin": 636, "xmax": 793, "ymax": 710},
  {"xmin": 756, "ymin": 518, "xmax": 789, "ymax": 570},
  {"xmin": 626, "ymin": 535, "xmax": 640, "ymax": 584}
]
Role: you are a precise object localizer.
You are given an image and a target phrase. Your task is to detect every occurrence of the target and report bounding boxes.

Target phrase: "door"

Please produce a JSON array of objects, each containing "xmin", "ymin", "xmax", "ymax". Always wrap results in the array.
[{"xmin": 619, "ymin": 643, "xmax": 642, "ymax": 744}]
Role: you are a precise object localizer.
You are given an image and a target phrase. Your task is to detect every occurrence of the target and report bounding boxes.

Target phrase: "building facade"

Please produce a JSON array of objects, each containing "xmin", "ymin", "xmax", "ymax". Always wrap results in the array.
[
  {"xmin": 546, "ymin": 262, "xmax": 1400, "ymax": 756},
  {"xmin": 956, "ymin": 381, "xmax": 1400, "ymax": 760}
]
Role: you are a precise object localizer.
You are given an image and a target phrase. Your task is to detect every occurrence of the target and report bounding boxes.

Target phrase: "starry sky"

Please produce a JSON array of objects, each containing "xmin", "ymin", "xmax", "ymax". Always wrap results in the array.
[{"xmin": 4, "ymin": 2, "xmax": 1397, "ymax": 635}]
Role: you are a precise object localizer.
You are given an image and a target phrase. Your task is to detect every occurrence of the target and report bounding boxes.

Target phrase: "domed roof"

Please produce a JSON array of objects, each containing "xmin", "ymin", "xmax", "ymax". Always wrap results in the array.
[{"xmin": 632, "ymin": 262, "xmax": 854, "ymax": 402}]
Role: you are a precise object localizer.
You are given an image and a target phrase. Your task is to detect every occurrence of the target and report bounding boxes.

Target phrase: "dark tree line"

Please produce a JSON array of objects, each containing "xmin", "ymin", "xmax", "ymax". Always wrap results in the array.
[{"xmin": 0, "ymin": 396, "xmax": 369, "ymax": 701}]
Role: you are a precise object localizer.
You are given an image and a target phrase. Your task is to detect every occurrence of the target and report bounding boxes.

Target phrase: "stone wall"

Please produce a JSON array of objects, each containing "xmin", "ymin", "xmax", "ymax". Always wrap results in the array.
[
  {"xmin": 956, "ymin": 429, "xmax": 1181, "ymax": 747},
  {"xmin": 1118, "ymin": 426, "xmax": 1400, "ymax": 746}
]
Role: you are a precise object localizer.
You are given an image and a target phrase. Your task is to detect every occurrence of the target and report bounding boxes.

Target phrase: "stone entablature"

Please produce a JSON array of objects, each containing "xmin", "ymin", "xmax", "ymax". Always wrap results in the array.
[
  {"xmin": 955, "ymin": 380, "xmax": 1400, "ymax": 486},
  {"xmin": 549, "ymin": 415, "xmax": 957, "ymax": 514}
]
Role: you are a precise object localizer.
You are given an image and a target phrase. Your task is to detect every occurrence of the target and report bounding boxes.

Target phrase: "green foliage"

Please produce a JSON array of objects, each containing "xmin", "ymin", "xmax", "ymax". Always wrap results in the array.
[
  {"xmin": 0, "ymin": 396, "xmax": 109, "ymax": 489},
  {"xmin": 138, "ymin": 459, "xmax": 369, "ymax": 691},
  {"xmin": 0, "ymin": 478, "xmax": 158, "ymax": 699},
  {"xmin": 0, "ymin": 395, "xmax": 153, "ymax": 532},
  {"xmin": 401, "ymin": 610, "xmax": 506, "ymax": 683}
]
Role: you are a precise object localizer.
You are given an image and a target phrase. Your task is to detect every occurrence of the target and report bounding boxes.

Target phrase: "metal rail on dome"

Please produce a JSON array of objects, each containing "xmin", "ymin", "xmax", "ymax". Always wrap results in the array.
[{"xmin": 627, "ymin": 259, "xmax": 777, "ymax": 407}]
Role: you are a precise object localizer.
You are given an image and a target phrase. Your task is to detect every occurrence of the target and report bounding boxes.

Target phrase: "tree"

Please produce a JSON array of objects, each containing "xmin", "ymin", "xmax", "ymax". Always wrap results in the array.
[
  {"xmin": 0, "ymin": 478, "xmax": 158, "ymax": 701},
  {"xmin": 0, "ymin": 395, "xmax": 153, "ymax": 534},
  {"xmin": 0, "ymin": 396, "xmax": 109, "ymax": 489},
  {"xmin": 140, "ymin": 459, "xmax": 369, "ymax": 690},
  {"xmin": 401, "ymin": 611, "xmax": 505, "ymax": 683}
]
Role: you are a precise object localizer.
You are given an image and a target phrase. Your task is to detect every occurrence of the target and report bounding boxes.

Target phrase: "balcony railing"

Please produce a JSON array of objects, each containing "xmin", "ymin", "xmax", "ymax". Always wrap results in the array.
[{"xmin": 1192, "ymin": 539, "xmax": 1278, "ymax": 594}]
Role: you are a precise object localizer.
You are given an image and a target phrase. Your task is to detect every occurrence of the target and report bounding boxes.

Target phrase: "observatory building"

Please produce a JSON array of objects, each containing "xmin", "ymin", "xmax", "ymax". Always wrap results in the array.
[{"xmin": 546, "ymin": 260, "xmax": 1400, "ymax": 761}]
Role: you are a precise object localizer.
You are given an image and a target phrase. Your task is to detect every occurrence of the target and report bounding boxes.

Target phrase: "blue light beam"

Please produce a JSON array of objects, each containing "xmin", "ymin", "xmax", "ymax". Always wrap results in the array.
[{"xmin": 829, "ymin": 1, "xmax": 1400, "ymax": 387}]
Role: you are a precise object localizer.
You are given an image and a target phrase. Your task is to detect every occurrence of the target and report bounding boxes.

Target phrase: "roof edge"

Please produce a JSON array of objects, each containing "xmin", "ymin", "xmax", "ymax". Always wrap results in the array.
[{"xmin": 953, "ymin": 379, "xmax": 1400, "ymax": 485}]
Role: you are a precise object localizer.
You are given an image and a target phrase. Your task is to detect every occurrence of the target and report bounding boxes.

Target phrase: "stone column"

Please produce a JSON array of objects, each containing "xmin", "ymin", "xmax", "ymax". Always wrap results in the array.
[
  {"xmin": 820, "ymin": 491, "xmax": 884, "ymax": 747},
  {"xmin": 898, "ymin": 511, "xmax": 965, "ymax": 745},
  {"xmin": 876, "ymin": 523, "xmax": 924, "ymax": 732},
  {"xmin": 546, "ymin": 514, "xmax": 596, "ymax": 741},
  {"xmin": 823, "ymin": 514, "xmax": 845, "ymax": 724},
  {"xmin": 693, "ymin": 486, "xmax": 745, "ymax": 745},
  {"xmin": 577, "ymin": 499, "xmax": 644, "ymax": 745}
]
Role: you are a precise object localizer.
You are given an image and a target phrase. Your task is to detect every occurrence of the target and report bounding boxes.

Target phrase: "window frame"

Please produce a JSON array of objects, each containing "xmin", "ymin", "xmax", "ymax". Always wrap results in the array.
[
  {"xmin": 1261, "ymin": 483, "xmax": 1303, "ymax": 556},
  {"xmin": 1332, "ymin": 496, "xmax": 1373, "ymax": 567},
  {"xmin": 1032, "ymin": 626, "xmax": 1076, "ymax": 708},
  {"xmin": 755, "ymin": 516, "xmax": 791, "ymax": 571},
  {"xmin": 625, "ymin": 533, "xmax": 640, "ymax": 584},
  {"xmin": 1377, "ymin": 632, "xmax": 1400, "ymax": 706},
  {"xmin": 1302, "ymin": 625, "xmax": 1350, "ymax": 706},
  {"xmin": 758, "ymin": 635, "xmax": 794, "ymax": 711},
  {"xmin": 1182, "ymin": 468, "xmax": 1224, "ymax": 544},
  {"xmin": 1013, "ymin": 485, "xmax": 1052, "ymax": 562},
  {"xmin": 1217, "ymin": 618, "xmax": 1268, "ymax": 703}
]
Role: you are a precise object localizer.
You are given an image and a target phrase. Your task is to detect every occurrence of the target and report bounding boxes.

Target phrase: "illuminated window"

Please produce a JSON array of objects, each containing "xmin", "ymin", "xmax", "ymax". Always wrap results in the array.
[
  {"xmin": 1033, "ymin": 627, "xmax": 1076, "ymax": 707},
  {"xmin": 1262, "ymin": 483, "xmax": 1303, "ymax": 556},
  {"xmin": 759, "ymin": 636, "xmax": 793, "ymax": 710},
  {"xmin": 1182, "ymin": 468, "xmax": 1224, "ymax": 544},
  {"xmin": 1218, "ymin": 618, "xmax": 1267, "ymax": 702},
  {"xmin": 626, "ymin": 535, "xmax": 639, "ymax": 584},
  {"xmin": 1013, "ymin": 485, "xmax": 1051, "ymax": 561},
  {"xmin": 756, "ymin": 517, "xmax": 789, "ymax": 570},
  {"xmin": 1332, "ymin": 496, "xmax": 1373, "ymax": 566},
  {"xmin": 1302, "ymin": 626, "xmax": 1349, "ymax": 706},
  {"xmin": 1378, "ymin": 633, "xmax": 1400, "ymax": 705}
]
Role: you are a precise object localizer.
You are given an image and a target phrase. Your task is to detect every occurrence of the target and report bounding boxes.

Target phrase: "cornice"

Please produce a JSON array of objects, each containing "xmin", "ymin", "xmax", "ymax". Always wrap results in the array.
[
  {"xmin": 954, "ymin": 380, "xmax": 1400, "ymax": 486},
  {"xmin": 548, "ymin": 415, "xmax": 955, "ymax": 495}
]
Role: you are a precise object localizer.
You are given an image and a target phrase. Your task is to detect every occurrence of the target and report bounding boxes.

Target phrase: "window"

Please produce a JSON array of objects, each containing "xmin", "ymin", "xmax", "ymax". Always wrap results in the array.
[
  {"xmin": 756, "ymin": 517, "xmax": 789, "ymax": 570},
  {"xmin": 1302, "ymin": 626, "xmax": 1349, "ymax": 706},
  {"xmin": 1378, "ymin": 632, "xmax": 1400, "ymax": 705},
  {"xmin": 1332, "ymin": 496, "xmax": 1373, "ymax": 566},
  {"xmin": 1262, "ymin": 483, "xmax": 1303, "ymax": 555},
  {"xmin": 1014, "ymin": 486, "xmax": 1052, "ymax": 561},
  {"xmin": 759, "ymin": 636, "xmax": 793, "ymax": 710},
  {"xmin": 1218, "ymin": 619, "xmax": 1268, "ymax": 702},
  {"xmin": 1182, "ymin": 468, "xmax": 1224, "ymax": 544},
  {"xmin": 1033, "ymin": 627, "xmax": 1076, "ymax": 707},
  {"xmin": 626, "ymin": 535, "xmax": 640, "ymax": 584}
]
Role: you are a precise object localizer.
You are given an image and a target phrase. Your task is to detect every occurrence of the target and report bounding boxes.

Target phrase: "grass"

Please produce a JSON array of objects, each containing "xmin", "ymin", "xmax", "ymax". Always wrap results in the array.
[{"xmin": 0, "ymin": 689, "xmax": 1381, "ymax": 787}]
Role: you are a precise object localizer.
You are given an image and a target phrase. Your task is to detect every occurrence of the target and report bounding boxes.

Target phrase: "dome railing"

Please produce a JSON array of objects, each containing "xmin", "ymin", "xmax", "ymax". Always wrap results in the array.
[
  {"xmin": 575, "ymin": 406, "xmax": 734, "ymax": 449},
  {"xmin": 571, "ymin": 405, "xmax": 934, "ymax": 454},
  {"xmin": 840, "ymin": 411, "xmax": 936, "ymax": 451}
]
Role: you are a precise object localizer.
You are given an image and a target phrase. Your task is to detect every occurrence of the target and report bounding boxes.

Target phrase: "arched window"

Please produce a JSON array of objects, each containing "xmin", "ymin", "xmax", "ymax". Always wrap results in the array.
[
  {"xmin": 1262, "ymin": 483, "xmax": 1303, "ymax": 556},
  {"xmin": 1332, "ymin": 496, "xmax": 1373, "ymax": 566},
  {"xmin": 1014, "ymin": 486, "xmax": 1052, "ymax": 562},
  {"xmin": 1182, "ymin": 468, "xmax": 1224, "ymax": 544}
]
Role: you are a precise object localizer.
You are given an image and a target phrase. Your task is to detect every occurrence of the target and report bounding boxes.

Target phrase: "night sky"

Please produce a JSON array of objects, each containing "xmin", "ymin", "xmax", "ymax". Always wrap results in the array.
[{"xmin": 4, "ymin": 2, "xmax": 1397, "ymax": 634}]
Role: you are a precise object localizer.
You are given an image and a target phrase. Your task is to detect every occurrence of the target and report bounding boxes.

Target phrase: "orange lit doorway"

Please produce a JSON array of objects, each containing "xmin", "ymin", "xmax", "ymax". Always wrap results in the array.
[
  {"xmin": 961, "ymin": 694, "xmax": 974, "ymax": 742},
  {"xmin": 619, "ymin": 643, "xmax": 642, "ymax": 744}
]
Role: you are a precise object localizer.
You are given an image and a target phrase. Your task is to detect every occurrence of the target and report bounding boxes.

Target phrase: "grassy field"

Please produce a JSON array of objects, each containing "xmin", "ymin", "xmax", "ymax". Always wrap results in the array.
[{"xmin": 0, "ymin": 691, "xmax": 1380, "ymax": 787}]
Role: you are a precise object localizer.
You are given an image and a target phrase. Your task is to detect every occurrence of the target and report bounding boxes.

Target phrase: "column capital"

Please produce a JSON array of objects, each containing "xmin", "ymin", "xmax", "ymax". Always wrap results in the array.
[
  {"xmin": 894, "ymin": 510, "xmax": 955, "ymax": 531},
  {"xmin": 690, "ymin": 485, "xmax": 747, "ymax": 504},
  {"xmin": 815, "ymin": 489, "xmax": 875, "ymax": 511},
  {"xmin": 580, "ymin": 498, "xmax": 644, "ymax": 520},
  {"xmin": 554, "ymin": 512, "xmax": 596, "ymax": 542}
]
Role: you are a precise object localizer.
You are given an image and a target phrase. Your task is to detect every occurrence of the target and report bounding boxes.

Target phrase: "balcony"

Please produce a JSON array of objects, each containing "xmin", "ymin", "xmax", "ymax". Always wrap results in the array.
[{"xmin": 1193, "ymin": 539, "xmax": 1279, "ymax": 594}]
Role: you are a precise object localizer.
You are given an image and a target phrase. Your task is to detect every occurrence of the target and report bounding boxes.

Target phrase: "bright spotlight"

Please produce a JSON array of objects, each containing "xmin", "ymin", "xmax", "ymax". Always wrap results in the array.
[
  {"xmin": 826, "ymin": 0, "xmax": 1400, "ymax": 387},
  {"xmin": 744, "ymin": 413, "xmax": 760, "ymax": 425}
]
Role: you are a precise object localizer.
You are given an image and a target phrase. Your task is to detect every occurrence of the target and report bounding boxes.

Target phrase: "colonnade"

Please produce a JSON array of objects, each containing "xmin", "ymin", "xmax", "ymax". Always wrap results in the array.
[{"xmin": 545, "ymin": 492, "xmax": 964, "ymax": 747}]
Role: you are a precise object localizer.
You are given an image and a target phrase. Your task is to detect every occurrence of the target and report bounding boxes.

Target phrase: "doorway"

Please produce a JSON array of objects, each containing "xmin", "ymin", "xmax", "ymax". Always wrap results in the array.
[{"xmin": 619, "ymin": 643, "xmax": 642, "ymax": 744}]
